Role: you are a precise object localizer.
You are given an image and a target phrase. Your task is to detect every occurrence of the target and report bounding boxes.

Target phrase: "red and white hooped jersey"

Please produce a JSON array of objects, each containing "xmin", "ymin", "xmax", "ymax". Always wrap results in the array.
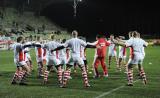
[{"xmin": 35, "ymin": 42, "xmax": 44, "ymax": 61}]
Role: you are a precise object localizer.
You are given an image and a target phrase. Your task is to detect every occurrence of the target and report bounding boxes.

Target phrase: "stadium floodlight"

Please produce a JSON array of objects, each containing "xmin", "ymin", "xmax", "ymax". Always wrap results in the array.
[{"xmin": 73, "ymin": 0, "xmax": 83, "ymax": 17}]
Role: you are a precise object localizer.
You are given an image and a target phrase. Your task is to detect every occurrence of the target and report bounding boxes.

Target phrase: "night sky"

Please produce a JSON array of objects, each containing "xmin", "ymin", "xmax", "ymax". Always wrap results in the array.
[{"xmin": 41, "ymin": 0, "xmax": 160, "ymax": 38}]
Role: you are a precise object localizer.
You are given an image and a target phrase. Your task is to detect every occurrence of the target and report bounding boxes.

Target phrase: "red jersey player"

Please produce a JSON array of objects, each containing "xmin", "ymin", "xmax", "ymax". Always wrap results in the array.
[{"xmin": 88, "ymin": 34, "xmax": 110, "ymax": 78}]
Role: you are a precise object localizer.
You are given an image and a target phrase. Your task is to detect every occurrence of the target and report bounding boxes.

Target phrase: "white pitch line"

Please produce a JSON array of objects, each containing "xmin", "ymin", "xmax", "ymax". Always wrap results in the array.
[
  {"xmin": 95, "ymin": 80, "xmax": 139, "ymax": 98},
  {"xmin": 95, "ymin": 85, "xmax": 124, "ymax": 98}
]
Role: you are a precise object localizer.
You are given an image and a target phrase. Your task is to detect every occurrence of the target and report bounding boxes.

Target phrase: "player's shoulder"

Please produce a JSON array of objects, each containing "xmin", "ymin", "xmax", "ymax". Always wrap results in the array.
[
  {"xmin": 26, "ymin": 41, "xmax": 32, "ymax": 44},
  {"xmin": 35, "ymin": 42, "xmax": 41, "ymax": 44}
]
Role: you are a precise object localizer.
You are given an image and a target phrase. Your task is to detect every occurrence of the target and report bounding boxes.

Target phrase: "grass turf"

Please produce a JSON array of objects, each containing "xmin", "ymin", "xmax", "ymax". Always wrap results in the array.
[{"xmin": 0, "ymin": 46, "xmax": 160, "ymax": 98}]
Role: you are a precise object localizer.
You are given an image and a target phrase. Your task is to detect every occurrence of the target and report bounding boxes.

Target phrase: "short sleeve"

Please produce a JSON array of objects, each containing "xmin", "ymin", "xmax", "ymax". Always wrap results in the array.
[
  {"xmin": 106, "ymin": 40, "xmax": 111, "ymax": 46},
  {"xmin": 64, "ymin": 40, "xmax": 70, "ymax": 47},
  {"xmin": 142, "ymin": 39, "xmax": 148, "ymax": 47},
  {"xmin": 80, "ymin": 39, "xmax": 87, "ymax": 47},
  {"xmin": 125, "ymin": 38, "xmax": 133, "ymax": 47}
]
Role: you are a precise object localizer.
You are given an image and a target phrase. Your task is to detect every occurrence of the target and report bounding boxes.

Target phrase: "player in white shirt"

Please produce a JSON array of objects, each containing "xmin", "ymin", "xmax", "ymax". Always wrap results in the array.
[
  {"xmin": 113, "ymin": 31, "xmax": 148, "ymax": 86},
  {"xmin": 137, "ymin": 32, "xmax": 146, "ymax": 79},
  {"xmin": 117, "ymin": 36, "xmax": 127, "ymax": 71},
  {"xmin": 24, "ymin": 37, "xmax": 33, "ymax": 71},
  {"xmin": 74, "ymin": 37, "xmax": 88, "ymax": 74},
  {"xmin": 43, "ymin": 35, "xmax": 62, "ymax": 85},
  {"xmin": 53, "ymin": 30, "xmax": 90, "ymax": 88},
  {"xmin": 116, "ymin": 32, "xmax": 133, "ymax": 73},
  {"xmin": 108, "ymin": 34, "xmax": 118, "ymax": 69},
  {"xmin": 58, "ymin": 39, "xmax": 68, "ymax": 70},
  {"xmin": 35, "ymin": 36, "xmax": 45, "ymax": 78},
  {"xmin": 11, "ymin": 36, "xmax": 32, "ymax": 85}
]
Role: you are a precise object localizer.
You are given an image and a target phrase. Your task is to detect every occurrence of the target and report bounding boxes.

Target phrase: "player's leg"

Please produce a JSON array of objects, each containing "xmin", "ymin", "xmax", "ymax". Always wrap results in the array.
[
  {"xmin": 114, "ymin": 52, "xmax": 119, "ymax": 71},
  {"xmin": 37, "ymin": 61, "xmax": 44, "ymax": 78},
  {"xmin": 11, "ymin": 66, "xmax": 22, "ymax": 84},
  {"xmin": 43, "ymin": 65, "xmax": 52, "ymax": 84},
  {"xmin": 27, "ymin": 54, "xmax": 33, "ymax": 71},
  {"xmin": 100, "ymin": 57, "xmax": 108, "ymax": 77},
  {"xmin": 78, "ymin": 59, "xmax": 90, "ymax": 87},
  {"xmin": 126, "ymin": 58, "xmax": 137, "ymax": 86},
  {"xmin": 61, "ymin": 64, "xmax": 72, "ymax": 88},
  {"xmin": 108, "ymin": 56, "xmax": 112, "ymax": 69},
  {"xmin": 55, "ymin": 65, "xmax": 63, "ymax": 85},
  {"xmin": 84, "ymin": 60, "xmax": 88, "ymax": 73},
  {"xmin": 138, "ymin": 61, "xmax": 147, "ymax": 85},
  {"xmin": 92, "ymin": 55, "xmax": 97, "ymax": 76},
  {"xmin": 73, "ymin": 63, "xmax": 78, "ymax": 74},
  {"xmin": 118, "ymin": 57, "xmax": 122, "ymax": 71},
  {"xmin": 54, "ymin": 58, "xmax": 63, "ymax": 85},
  {"xmin": 26, "ymin": 60, "xmax": 31, "ymax": 70},
  {"xmin": 19, "ymin": 63, "xmax": 31, "ymax": 85},
  {"xmin": 124, "ymin": 58, "xmax": 131, "ymax": 73},
  {"xmin": 127, "ymin": 64, "xmax": 134, "ymax": 86},
  {"xmin": 93, "ymin": 57, "xmax": 100, "ymax": 78}
]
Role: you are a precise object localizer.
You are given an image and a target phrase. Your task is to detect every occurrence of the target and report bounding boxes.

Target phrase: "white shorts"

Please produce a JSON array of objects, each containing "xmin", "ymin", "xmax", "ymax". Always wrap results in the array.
[
  {"xmin": 67, "ymin": 54, "xmax": 84, "ymax": 67},
  {"xmin": 14, "ymin": 60, "xmax": 27, "ymax": 67},
  {"xmin": 46, "ymin": 56, "xmax": 60, "ymax": 66},
  {"xmin": 59, "ymin": 57, "xmax": 67, "ymax": 65},
  {"xmin": 108, "ymin": 50, "xmax": 117, "ymax": 57},
  {"xmin": 128, "ymin": 52, "xmax": 144, "ymax": 67},
  {"xmin": 36, "ymin": 57, "xmax": 43, "ymax": 63}
]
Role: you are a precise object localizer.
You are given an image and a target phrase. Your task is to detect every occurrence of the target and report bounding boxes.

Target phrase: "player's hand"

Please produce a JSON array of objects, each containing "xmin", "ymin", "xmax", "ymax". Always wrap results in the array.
[{"xmin": 96, "ymin": 45, "xmax": 101, "ymax": 49}]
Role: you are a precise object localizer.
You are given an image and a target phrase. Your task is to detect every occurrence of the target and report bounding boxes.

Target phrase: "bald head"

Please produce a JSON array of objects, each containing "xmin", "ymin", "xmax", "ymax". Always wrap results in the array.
[{"xmin": 72, "ymin": 30, "xmax": 78, "ymax": 38}]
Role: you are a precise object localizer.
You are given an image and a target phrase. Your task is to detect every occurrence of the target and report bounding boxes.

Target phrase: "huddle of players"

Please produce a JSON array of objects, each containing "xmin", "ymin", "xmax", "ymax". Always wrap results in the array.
[
  {"xmin": 10, "ymin": 31, "xmax": 94, "ymax": 88},
  {"xmin": 88, "ymin": 31, "xmax": 148, "ymax": 86},
  {"xmin": 10, "ymin": 30, "xmax": 148, "ymax": 87}
]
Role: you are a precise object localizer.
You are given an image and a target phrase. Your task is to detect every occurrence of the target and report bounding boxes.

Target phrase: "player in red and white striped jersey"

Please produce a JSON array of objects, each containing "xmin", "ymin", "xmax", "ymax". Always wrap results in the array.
[
  {"xmin": 112, "ymin": 31, "xmax": 148, "ymax": 86},
  {"xmin": 53, "ymin": 30, "xmax": 91, "ymax": 88},
  {"xmin": 11, "ymin": 36, "xmax": 32, "ymax": 85},
  {"xmin": 24, "ymin": 37, "xmax": 33, "ymax": 71},
  {"xmin": 43, "ymin": 35, "xmax": 63, "ymax": 85},
  {"xmin": 35, "ymin": 36, "xmax": 45, "ymax": 78}
]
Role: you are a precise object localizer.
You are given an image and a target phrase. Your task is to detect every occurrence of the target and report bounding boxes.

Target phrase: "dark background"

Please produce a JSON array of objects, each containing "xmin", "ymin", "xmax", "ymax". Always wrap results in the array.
[
  {"xmin": 41, "ymin": 0, "xmax": 160, "ymax": 38},
  {"xmin": 0, "ymin": 0, "xmax": 160, "ymax": 38}
]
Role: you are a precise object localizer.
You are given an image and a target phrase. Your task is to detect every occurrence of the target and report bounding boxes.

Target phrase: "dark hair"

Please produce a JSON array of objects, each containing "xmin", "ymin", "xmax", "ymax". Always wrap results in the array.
[
  {"xmin": 37, "ymin": 36, "xmax": 41, "ymax": 41},
  {"xmin": 132, "ymin": 31, "xmax": 138, "ymax": 37},
  {"xmin": 110, "ymin": 34, "xmax": 114, "ymax": 36},
  {"xmin": 51, "ymin": 35, "xmax": 55, "ymax": 40},
  {"xmin": 62, "ymin": 39, "xmax": 66, "ymax": 43},
  {"xmin": 17, "ymin": 36, "xmax": 23, "ymax": 42}
]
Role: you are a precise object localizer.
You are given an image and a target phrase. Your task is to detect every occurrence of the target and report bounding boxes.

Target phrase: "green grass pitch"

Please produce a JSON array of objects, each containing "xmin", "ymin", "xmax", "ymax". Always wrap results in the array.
[{"xmin": 0, "ymin": 46, "xmax": 160, "ymax": 98}]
